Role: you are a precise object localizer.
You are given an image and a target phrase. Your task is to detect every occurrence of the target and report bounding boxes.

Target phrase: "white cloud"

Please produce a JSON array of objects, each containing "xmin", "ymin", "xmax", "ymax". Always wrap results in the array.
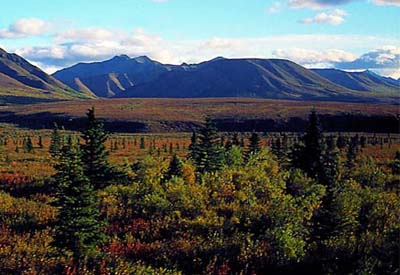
[
  {"xmin": 11, "ymin": 26, "xmax": 400, "ymax": 78},
  {"xmin": 55, "ymin": 27, "xmax": 117, "ymax": 42},
  {"xmin": 371, "ymin": 0, "xmax": 400, "ymax": 6},
  {"xmin": 334, "ymin": 46, "xmax": 400, "ymax": 77},
  {"xmin": 287, "ymin": 0, "xmax": 400, "ymax": 9},
  {"xmin": 299, "ymin": 9, "xmax": 348, "ymax": 25},
  {"xmin": 288, "ymin": 0, "xmax": 353, "ymax": 9},
  {"xmin": 0, "ymin": 18, "xmax": 52, "ymax": 39},
  {"xmin": 335, "ymin": 45, "xmax": 400, "ymax": 68},
  {"xmin": 272, "ymin": 48, "xmax": 356, "ymax": 67}
]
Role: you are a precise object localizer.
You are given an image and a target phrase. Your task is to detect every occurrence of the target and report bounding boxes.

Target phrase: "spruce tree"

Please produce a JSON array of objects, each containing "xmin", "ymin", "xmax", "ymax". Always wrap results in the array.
[
  {"xmin": 38, "ymin": 136, "xmax": 43, "ymax": 148},
  {"xmin": 49, "ymin": 124, "xmax": 62, "ymax": 157},
  {"xmin": 336, "ymin": 134, "xmax": 347, "ymax": 149},
  {"xmin": 248, "ymin": 132, "xmax": 261, "ymax": 155},
  {"xmin": 345, "ymin": 137, "xmax": 359, "ymax": 170},
  {"xmin": 291, "ymin": 109, "xmax": 324, "ymax": 180},
  {"xmin": 140, "ymin": 137, "xmax": 145, "ymax": 149},
  {"xmin": 189, "ymin": 131, "xmax": 200, "ymax": 161},
  {"xmin": 232, "ymin": 133, "xmax": 240, "ymax": 146},
  {"xmin": 165, "ymin": 154, "xmax": 184, "ymax": 180},
  {"xmin": 272, "ymin": 137, "xmax": 282, "ymax": 159},
  {"xmin": 24, "ymin": 137, "xmax": 34, "ymax": 153},
  {"xmin": 196, "ymin": 117, "xmax": 225, "ymax": 173},
  {"xmin": 81, "ymin": 107, "xmax": 111, "ymax": 189},
  {"xmin": 320, "ymin": 142, "xmax": 341, "ymax": 187},
  {"xmin": 53, "ymin": 144, "xmax": 105, "ymax": 261},
  {"xmin": 392, "ymin": 150, "xmax": 400, "ymax": 175}
]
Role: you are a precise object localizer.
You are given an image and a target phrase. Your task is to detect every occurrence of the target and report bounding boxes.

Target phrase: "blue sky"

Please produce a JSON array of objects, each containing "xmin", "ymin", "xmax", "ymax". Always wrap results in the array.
[{"xmin": 0, "ymin": 0, "xmax": 399, "ymax": 77}]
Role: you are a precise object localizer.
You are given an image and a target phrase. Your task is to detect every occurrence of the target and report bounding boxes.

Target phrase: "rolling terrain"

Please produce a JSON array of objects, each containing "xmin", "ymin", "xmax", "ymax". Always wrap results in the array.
[
  {"xmin": 0, "ymin": 98, "xmax": 398, "ymax": 133},
  {"xmin": 53, "ymin": 55, "xmax": 399, "ymax": 103},
  {"xmin": 0, "ymin": 48, "xmax": 93, "ymax": 104},
  {"xmin": 53, "ymin": 55, "xmax": 176, "ymax": 97},
  {"xmin": 311, "ymin": 68, "xmax": 399, "ymax": 94}
]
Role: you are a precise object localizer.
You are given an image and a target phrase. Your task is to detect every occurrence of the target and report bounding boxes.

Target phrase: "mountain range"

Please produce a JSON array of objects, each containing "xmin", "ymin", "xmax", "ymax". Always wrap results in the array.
[
  {"xmin": 0, "ymin": 48, "xmax": 398, "ymax": 104},
  {"xmin": 0, "ymin": 48, "xmax": 92, "ymax": 104},
  {"xmin": 53, "ymin": 55, "xmax": 399, "ymax": 103}
]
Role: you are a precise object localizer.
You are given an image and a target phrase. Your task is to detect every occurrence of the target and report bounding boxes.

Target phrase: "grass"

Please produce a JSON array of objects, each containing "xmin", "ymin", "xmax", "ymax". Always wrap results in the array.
[
  {"xmin": 0, "ymin": 98, "xmax": 398, "ymax": 132},
  {"xmin": 0, "ymin": 123, "xmax": 398, "ymax": 183}
]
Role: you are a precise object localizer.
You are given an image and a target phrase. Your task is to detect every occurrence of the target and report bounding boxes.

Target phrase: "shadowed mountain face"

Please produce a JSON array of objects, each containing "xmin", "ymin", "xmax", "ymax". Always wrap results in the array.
[
  {"xmin": 53, "ymin": 55, "xmax": 177, "ymax": 97},
  {"xmin": 311, "ymin": 69, "xmax": 399, "ymax": 94},
  {"xmin": 52, "ymin": 55, "xmax": 399, "ymax": 103},
  {"xmin": 0, "ymin": 48, "xmax": 92, "ymax": 104},
  {"xmin": 0, "ymin": 48, "xmax": 70, "ymax": 91},
  {"xmin": 120, "ymin": 58, "xmax": 377, "ymax": 101}
]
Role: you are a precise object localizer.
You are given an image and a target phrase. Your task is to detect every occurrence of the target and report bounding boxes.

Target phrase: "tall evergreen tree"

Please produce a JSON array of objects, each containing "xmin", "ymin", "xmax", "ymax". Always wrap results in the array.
[
  {"xmin": 165, "ymin": 154, "xmax": 184, "ymax": 180},
  {"xmin": 49, "ymin": 124, "xmax": 62, "ymax": 157},
  {"xmin": 81, "ymin": 107, "xmax": 111, "ymax": 189},
  {"xmin": 320, "ymin": 143, "xmax": 341, "ymax": 187},
  {"xmin": 188, "ymin": 131, "xmax": 200, "ymax": 161},
  {"xmin": 38, "ymin": 136, "xmax": 43, "ymax": 148},
  {"xmin": 392, "ymin": 150, "xmax": 400, "ymax": 175},
  {"xmin": 345, "ymin": 137, "xmax": 359, "ymax": 171},
  {"xmin": 336, "ymin": 134, "xmax": 347, "ymax": 149},
  {"xmin": 140, "ymin": 137, "xmax": 146, "ymax": 149},
  {"xmin": 291, "ymin": 109, "xmax": 324, "ymax": 180},
  {"xmin": 272, "ymin": 137, "xmax": 282, "ymax": 159},
  {"xmin": 232, "ymin": 133, "xmax": 240, "ymax": 146},
  {"xmin": 196, "ymin": 117, "xmax": 225, "ymax": 173},
  {"xmin": 248, "ymin": 132, "xmax": 261, "ymax": 155},
  {"xmin": 24, "ymin": 137, "xmax": 34, "ymax": 153},
  {"xmin": 53, "ymin": 144, "xmax": 105, "ymax": 262}
]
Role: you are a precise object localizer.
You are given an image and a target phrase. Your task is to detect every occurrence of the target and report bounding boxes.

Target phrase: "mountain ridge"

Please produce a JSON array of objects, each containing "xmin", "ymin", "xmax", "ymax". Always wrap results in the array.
[
  {"xmin": 52, "ymin": 55, "xmax": 399, "ymax": 103},
  {"xmin": 0, "ymin": 48, "xmax": 93, "ymax": 104}
]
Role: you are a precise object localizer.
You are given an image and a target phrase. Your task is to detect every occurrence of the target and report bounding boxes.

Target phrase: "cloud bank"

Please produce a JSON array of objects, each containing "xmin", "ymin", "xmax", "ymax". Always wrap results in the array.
[
  {"xmin": 299, "ymin": 9, "xmax": 348, "ymax": 25},
  {"xmin": 0, "ymin": 18, "xmax": 51, "ymax": 39}
]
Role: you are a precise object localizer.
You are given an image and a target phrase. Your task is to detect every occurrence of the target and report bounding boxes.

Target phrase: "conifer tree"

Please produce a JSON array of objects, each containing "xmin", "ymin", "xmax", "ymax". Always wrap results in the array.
[
  {"xmin": 291, "ymin": 109, "xmax": 324, "ymax": 180},
  {"xmin": 232, "ymin": 133, "xmax": 240, "ymax": 146},
  {"xmin": 345, "ymin": 136, "xmax": 359, "ymax": 170},
  {"xmin": 188, "ymin": 131, "xmax": 200, "ymax": 161},
  {"xmin": 140, "ymin": 137, "xmax": 145, "ymax": 149},
  {"xmin": 38, "ymin": 136, "xmax": 43, "ymax": 148},
  {"xmin": 49, "ymin": 124, "xmax": 62, "ymax": 157},
  {"xmin": 248, "ymin": 132, "xmax": 261, "ymax": 155},
  {"xmin": 24, "ymin": 137, "xmax": 34, "ymax": 153},
  {"xmin": 360, "ymin": 135, "xmax": 367, "ymax": 148},
  {"xmin": 336, "ymin": 134, "xmax": 347, "ymax": 149},
  {"xmin": 53, "ymin": 144, "xmax": 105, "ymax": 262},
  {"xmin": 392, "ymin": 150, "xmax": 400, "ymax": 175},
  {"xmin": 196, "ymin": 117, "xmax": 225, "ymax": 173},
  {"xmin": 81, "ymin": 107, "xmax": 111, "ymax": 189},
  {"xmin": 282, "ymin": 133, "xmax": 289, "ymax": 152},
  {"xmin": 165, "ymin": 154, "xmax": 184, "ymax": 180},
  {"xmin": 320, "ymin": 142, "xmax": 341, "ymax": 187},
  {"xmin": 272, "ymin": 137, "xmax": 282, "ymax": 159}
]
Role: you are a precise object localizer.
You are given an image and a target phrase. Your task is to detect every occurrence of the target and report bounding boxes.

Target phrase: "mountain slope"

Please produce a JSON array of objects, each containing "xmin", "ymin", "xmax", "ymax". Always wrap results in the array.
[
  {"xmin": 53, "ymin": 55, "xmax": 176, "ymax": 97},
  {"xmin": 0, "ymin": 48, "xmax": 93, "ymax": 104},
  {"xmin": 121, "ymin": 58, "xmax": 372, "ymax": 101},
  {"xmin": 312, "ymin": 69, "xmax": 399, "ymax": 94}
]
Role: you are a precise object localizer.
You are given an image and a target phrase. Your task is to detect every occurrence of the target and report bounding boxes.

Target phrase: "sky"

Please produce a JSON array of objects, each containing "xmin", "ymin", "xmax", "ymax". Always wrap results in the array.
[{"xmin": 0, "ymin": 0, "xmax": 399, "ymax": 77}]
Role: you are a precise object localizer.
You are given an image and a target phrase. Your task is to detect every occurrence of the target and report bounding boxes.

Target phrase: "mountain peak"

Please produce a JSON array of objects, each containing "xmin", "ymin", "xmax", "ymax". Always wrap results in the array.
[
  {"xmin": 133, "ymin": 56, "xmax": 152, "ymax": 64},
  {"xmin": 111, "ymin": 54, "xmax": 131, "ymax": 61},
  {"xmin": 209, "ymin": 56, "xmax": 226, "ymax": 62}
]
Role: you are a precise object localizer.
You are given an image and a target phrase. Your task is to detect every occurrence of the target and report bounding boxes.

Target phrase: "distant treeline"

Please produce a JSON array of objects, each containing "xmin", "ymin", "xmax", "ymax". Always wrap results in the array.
[{"xmin": 0, "ymin": 111, "xmax": 398, "ymax": 133}]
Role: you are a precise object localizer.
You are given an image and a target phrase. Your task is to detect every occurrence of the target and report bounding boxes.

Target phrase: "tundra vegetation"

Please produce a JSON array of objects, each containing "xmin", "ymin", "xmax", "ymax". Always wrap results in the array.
[{"xmin": 0, "ymin": 108, "xmax": 399, "ymax": 275}]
